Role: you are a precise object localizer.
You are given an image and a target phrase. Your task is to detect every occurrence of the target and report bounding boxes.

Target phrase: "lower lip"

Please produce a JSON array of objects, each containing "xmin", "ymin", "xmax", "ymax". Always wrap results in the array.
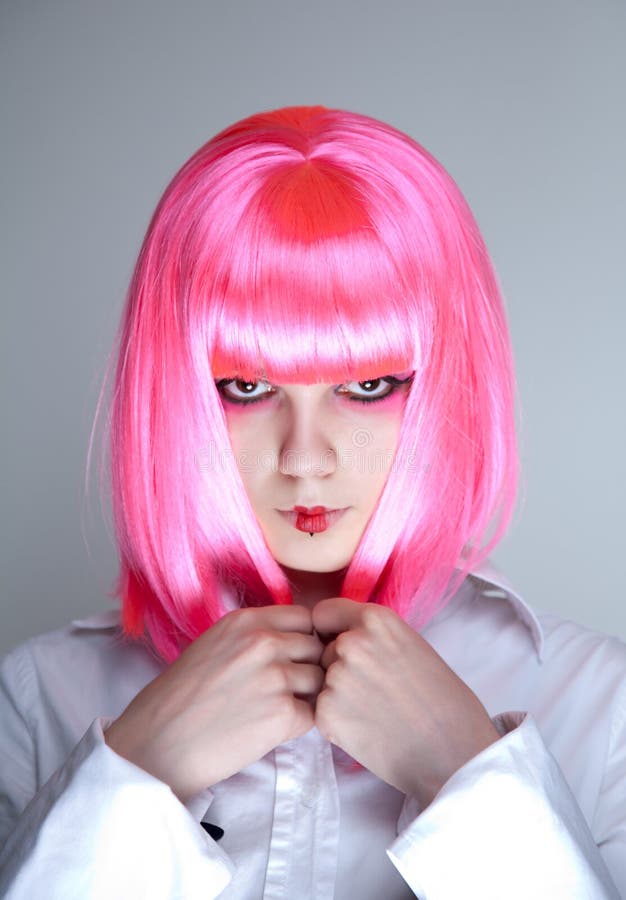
[{"xmin": 278, "ymin": 508, "xmax": 348, "ymax": 533}]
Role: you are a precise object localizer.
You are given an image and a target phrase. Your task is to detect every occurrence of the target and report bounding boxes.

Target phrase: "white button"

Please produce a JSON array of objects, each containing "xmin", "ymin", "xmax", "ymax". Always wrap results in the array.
[{"xmin": 301, "ymin": 784, "xmax": 318, "ymax": 808}]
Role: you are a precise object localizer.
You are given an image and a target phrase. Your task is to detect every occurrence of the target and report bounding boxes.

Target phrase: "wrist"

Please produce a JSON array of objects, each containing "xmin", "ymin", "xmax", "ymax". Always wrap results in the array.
[{"xmin": 407, "ymin": 722, "xmax": 502, "ymax": 809}]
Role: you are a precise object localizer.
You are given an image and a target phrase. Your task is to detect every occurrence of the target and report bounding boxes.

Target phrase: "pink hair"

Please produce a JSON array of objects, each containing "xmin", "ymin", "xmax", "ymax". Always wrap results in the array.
[{"xmin": 90, "ymin": 105, "xmax": 518, "ymax": 663}]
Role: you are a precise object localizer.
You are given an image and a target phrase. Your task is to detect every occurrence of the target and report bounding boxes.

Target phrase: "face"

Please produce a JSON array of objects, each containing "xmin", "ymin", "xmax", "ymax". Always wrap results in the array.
[{"xmin": 215, "ymin": 372, "xmax": 413, "ymax": 591}]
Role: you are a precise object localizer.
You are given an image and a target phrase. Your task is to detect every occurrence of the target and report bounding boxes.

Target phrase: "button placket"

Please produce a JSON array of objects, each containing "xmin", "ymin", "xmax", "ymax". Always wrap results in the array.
[
  {"xmin": 310, "ymin": 729, "xmax": 340, "ymax": 900},
  {"xmin": 262, "ymin": 742, "xmax": 298, "ymax": 900},
  {"xmin": 300, "ymin": 784, "xmax": 318, "ymax": 808}
]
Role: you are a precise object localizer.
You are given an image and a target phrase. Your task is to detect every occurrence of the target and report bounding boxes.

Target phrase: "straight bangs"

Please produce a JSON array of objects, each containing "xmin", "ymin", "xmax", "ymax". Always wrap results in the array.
[
  {"xmin": 208, "ymin": 226, "xmax": 419, "ymax": 386},
  {"xmin": 96, "ymin": 105, "xmax": 519, "ymax": 661}
]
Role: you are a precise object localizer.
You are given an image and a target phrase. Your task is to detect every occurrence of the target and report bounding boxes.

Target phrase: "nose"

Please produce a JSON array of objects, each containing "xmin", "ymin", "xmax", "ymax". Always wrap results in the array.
[{"xmin": 277, "ymin": 394, "xmax": 337, "ymax": 479}]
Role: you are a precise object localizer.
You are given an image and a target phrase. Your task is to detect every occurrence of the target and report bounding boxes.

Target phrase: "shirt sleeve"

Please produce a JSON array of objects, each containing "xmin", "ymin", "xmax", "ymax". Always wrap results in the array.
[
  {"xmin": 591, "ymin": 677, "xmax": 626, "ymax": 890},
  {"xmin": 0, "ymin": 645, "xmax": 235, "ymax": 899},
  {"xmin": 386, "ymin": 711, "xmax": 623, "ymax": 899}
]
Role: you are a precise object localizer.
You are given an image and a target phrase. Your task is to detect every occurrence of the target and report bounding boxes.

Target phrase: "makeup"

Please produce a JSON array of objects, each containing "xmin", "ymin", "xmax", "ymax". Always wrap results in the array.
[{"xmin": 278, "ymin": 507, "xmax": 348, "ymax": 533}]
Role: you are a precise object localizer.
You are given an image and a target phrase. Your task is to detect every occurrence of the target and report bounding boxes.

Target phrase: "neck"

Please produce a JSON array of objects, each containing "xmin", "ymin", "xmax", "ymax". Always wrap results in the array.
[{"xmin": 281, "ymin": 566, "xmax": 347, "ymax": 609}]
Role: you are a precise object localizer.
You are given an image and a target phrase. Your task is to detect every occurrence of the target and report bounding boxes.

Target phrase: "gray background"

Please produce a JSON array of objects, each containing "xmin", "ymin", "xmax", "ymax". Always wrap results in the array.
[{"xmin": 2, "ymin": 0, "xmax": 625, "ymax": 658}]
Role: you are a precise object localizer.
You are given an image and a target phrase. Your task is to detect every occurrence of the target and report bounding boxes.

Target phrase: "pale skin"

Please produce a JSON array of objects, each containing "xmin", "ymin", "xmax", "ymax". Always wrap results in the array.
[{"xmin": 104, "ymin": 377, "xmax": 501, "ymax": 809}]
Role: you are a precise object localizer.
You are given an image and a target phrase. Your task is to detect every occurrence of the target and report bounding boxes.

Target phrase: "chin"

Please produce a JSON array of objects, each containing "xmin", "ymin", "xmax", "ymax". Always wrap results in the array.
[{"xmin": 270, "ymin": 544, "xmax": 354, "ymax": 574}]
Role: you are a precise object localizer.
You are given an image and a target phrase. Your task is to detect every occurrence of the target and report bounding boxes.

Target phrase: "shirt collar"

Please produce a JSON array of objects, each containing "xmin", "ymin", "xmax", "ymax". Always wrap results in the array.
[
  {"xmin": 71, "ymin": 559, "xmax": 544, "ymax": 662},
  {"xmin": 467, "ymin": 559, "xmax": 545, "ymax": 662},
  {"xmin": 71, "ymin": 608, "xmax": 122, "ymax": 629}
]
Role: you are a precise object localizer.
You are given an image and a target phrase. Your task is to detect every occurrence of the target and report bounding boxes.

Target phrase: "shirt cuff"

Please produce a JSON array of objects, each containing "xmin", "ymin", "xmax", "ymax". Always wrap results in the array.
[
  {"xmin": 388, "ymin": 711, "xmax": 620, "ymax": 899},
  {"xmin": 0, "ymin": 716, "xmax": 235, "ymax": 899}
]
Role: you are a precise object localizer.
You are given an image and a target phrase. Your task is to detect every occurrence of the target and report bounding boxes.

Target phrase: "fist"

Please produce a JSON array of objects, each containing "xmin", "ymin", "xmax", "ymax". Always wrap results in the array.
[
  {"xmin": 312, "ymin": 598, "xmax": 500, "ymax": 808},
  {"xmin": 105, "ymin": 604, "xmax": 325, "ymax": 802}
]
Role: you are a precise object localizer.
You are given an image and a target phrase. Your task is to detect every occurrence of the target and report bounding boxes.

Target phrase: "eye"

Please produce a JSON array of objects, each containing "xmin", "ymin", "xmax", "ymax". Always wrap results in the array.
[
  {"xmin": 337, "ymin": 374, "xmax": 414, "ymax": 404},
  {"xmin": 215, "ymin": 378, "xmax": 276, "ymax": 405},
  {"xmin": 214, "ymin": 373, "xmax": 415, "ymax": 406}
]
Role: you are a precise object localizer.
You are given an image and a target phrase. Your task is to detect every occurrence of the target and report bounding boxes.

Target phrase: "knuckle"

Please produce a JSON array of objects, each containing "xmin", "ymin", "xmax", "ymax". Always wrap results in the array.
[
  {"xmin": 323, "ymin": 660, "xmax": 342, "ymax": 688},
  {"xmin": 362, "ymin": 603, "xmax": 396, "ymax": 641},
  {"xmin": 334, "ymin": 632, "xmax": 350, "ymax": 656},
  {"xmin": 267, "ymin": 662, "xmax": 289, "ymax": 692},
  {"xmin": 245, "ymin": 629, "xmax": 277, "ymax": 658},
  {"xmin": 336, "ymin": 631, "xmax": 367, "ymax": 661},
  {"xmin": 361, "ymin": 603, "xmax": 384, "ymax": 630},
  {"xmin": 218, "ymin": 608, "xmax": 243, "ymax": 635}
]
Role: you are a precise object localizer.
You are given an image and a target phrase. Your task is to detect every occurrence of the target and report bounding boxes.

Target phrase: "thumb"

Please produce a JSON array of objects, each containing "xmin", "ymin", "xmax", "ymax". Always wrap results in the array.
[{"xmin": 312, "ymin": 596, "xmax": 365, "ymax": 637}]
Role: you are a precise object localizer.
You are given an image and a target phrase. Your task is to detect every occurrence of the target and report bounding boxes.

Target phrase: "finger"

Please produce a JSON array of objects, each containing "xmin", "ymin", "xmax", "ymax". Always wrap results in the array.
[
  {"xmin": 311, "ymin": 596, "xmax": 365, "ymax": 637},
  {"xmin": 283, "ymin": 662, "xmax": 325, "ymax": 696},
  {"xmin": 320, "ymin": 639, "xmax": 339, "ymax": 671},
  {"xmin": 235, "ymin": 603, "xmax": 314, "ymax": 634},
  {"xmin": 278, "ymin": 632, "xmax": 324, "ymax": 664}
]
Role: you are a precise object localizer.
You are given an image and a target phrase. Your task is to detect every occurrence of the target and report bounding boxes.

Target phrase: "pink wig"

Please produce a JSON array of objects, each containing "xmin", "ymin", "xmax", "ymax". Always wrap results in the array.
[{"xmin": 93, "ymin": 105, "xmax": 518, "ymax": 662}]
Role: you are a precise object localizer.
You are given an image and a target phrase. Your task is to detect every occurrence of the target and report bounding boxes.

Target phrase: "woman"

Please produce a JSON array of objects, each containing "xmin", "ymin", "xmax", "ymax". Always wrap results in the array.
[{"xmin": 0, "ymin": 105, "xmax": 624, "ymax": 898}]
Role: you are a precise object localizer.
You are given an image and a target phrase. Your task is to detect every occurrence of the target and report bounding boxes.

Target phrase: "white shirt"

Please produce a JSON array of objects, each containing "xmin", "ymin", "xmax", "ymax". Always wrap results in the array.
[{"xmin": 0, "ymin": 561, "xmax": 624, "ymax": 899}]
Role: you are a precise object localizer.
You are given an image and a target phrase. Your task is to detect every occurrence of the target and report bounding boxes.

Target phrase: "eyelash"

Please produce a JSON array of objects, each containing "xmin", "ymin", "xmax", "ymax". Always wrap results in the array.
[{"xmin": 214, "ymin": 375, "xmax": 414, "ymax": 406}]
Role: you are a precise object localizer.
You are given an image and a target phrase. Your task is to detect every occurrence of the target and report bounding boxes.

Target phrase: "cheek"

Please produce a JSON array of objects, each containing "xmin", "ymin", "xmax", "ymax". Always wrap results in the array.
[
  {"xmin": 376, "ymin": 392, "xmax": 407, "ymax": 445},
  {"xmin": 380, "ymin": 388, "xmax": 411, "ymax": 429},
  {"xmin": 350, "ymin": 388, "xmax": 408, "ymax": 425},
  {"xmin": 344, "ymin": 397, "xmax": 405, "ymax": 450},
  {"xmin": 360, "ymin": 404, "xmax": 405, "ymax": 483},
  {"xmin": 221, "ymin": 412, "xmax": 267, "ymax": 494},
  {"xmin": 222, "ymin": 407, "xmax": 266, "ymax": 453}
]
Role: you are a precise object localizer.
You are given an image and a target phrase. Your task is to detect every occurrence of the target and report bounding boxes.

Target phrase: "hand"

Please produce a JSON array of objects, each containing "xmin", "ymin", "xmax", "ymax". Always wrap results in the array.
[
  {"xmin": 312, "ymin": 597, "xmax": 501, "ymax": 809},
  {"xmin": 104, "ymin": 605, "xmax": 324, "ymax": 803}
]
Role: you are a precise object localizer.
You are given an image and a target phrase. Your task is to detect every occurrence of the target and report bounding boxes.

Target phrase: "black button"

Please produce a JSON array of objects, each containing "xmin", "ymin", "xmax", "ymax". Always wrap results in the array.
[{"xmin": 201, "ymin": 821, "xmax": 225, "ymax": 841}]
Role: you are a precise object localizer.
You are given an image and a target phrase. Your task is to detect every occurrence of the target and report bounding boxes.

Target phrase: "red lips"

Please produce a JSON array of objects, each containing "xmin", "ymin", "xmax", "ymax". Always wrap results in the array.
[{"xmin": 278, "ymin": 507, "xmax": 348, "ymax": 533}]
